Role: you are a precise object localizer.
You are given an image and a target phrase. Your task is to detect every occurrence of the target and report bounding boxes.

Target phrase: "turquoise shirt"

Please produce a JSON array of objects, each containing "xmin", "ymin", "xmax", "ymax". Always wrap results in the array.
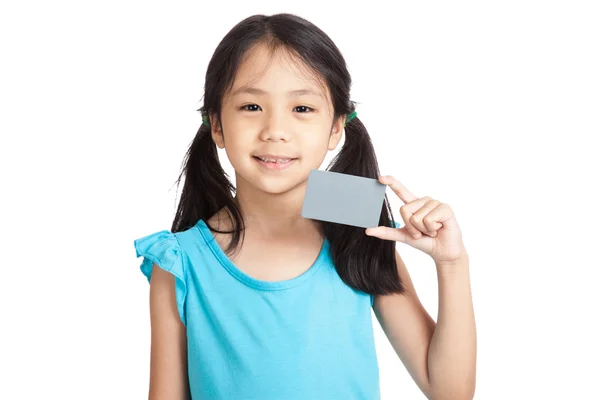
[{"xmin": 134, "ymin": 219, "xmax": 380, "ymax": 399}]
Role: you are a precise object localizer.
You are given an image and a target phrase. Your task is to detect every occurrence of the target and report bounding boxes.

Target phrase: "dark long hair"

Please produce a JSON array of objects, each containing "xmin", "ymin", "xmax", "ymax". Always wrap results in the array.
[{"xmin": 171, "ymin": 13, "xmax": 405, "ymax": 296}]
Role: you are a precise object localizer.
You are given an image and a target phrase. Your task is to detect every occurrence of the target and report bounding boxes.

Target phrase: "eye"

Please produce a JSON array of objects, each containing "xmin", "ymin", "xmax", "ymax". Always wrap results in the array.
[
  {"xmin": 294, "ymin": 106, "xmax": 314, "ymax": 113},
  {"xmin": 241, "ymin": 104, "xmax": 261, "ymax": 112}
]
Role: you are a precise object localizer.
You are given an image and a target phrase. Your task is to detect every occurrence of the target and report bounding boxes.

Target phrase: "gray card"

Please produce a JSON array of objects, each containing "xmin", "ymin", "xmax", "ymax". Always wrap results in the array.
[{"xmin": 301, "ymin": 169, "xmax": 386, "ymax": 228}]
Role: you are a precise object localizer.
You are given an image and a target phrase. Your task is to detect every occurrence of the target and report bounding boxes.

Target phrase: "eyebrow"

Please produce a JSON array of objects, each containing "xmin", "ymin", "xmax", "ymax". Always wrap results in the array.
[{"xmin": 231, "ymin": 86, "xmax": 323, "ymax": 98}]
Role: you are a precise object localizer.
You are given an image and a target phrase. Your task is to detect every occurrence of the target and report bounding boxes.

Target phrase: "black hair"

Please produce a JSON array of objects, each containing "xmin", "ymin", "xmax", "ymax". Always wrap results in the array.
[{"xmin": 171, "ymin": 13, "xmax": 405, "ymax": 297}]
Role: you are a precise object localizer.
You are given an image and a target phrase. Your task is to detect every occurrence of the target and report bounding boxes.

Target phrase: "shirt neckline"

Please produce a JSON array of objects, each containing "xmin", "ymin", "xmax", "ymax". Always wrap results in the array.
[{"xmin": 195, "ymin": 219, "xmax": 329, "ymax": 291}]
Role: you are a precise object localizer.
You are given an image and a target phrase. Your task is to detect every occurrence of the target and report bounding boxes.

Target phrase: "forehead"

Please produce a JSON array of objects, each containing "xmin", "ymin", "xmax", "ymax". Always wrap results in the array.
[{"xmin": 227, "ymin": 43, "xmax": 329, "ymax": 102}]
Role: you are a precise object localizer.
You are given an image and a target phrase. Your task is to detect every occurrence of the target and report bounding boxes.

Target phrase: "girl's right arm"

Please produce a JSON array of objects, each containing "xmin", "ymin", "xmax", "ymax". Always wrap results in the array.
[{"xmin": 148, "ymin": 263, "xmax": 191, "ymax": 400}]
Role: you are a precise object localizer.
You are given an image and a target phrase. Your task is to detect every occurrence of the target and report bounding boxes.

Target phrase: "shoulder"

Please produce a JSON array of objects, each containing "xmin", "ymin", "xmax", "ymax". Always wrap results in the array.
[
  {"xmin": 134, "ymin": 228, "xmax": 189, "ymax": 325},
  {"xmin": 134, "ymin": 230, "xmax": 182, "ymax": 265}
]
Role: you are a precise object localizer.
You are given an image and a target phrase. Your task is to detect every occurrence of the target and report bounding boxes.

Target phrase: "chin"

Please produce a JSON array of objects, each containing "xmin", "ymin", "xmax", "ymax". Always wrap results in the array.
[
  {"xmin": 254, "ymin": 177, "xmax": 305, "ymax": 195},
  {"xmin": 246, "ymin": 169, "xmax": 308, "ymax": 196}
]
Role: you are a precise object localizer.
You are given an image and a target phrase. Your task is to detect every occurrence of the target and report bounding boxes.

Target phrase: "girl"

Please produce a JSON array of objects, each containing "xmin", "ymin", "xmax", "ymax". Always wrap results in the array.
[{"xmin": 134, "ymin": 13, "xmax": 476, "ymax": 400}]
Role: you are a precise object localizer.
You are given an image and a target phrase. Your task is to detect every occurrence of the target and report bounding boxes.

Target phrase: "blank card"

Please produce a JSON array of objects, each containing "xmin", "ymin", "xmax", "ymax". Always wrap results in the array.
[{"xmin": 301, "ymin": 169, "xmax": 386, "ymax": 228}]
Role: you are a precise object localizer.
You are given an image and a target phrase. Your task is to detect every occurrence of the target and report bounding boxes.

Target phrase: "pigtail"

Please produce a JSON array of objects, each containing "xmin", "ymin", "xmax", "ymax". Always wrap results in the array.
[
  {"xmin": 323, "ymin": 115, "xmax": 406, "ymax": 296},
  {"xmin": 170, "ymin": 114, "xmax": 245, "ymax": 254}
]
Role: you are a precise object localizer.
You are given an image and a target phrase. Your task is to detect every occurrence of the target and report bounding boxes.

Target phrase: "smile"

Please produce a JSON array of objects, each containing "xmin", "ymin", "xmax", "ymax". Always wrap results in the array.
[{"xmin": 253, "ymin": 156, "xmax": 297, "ymax": 170}]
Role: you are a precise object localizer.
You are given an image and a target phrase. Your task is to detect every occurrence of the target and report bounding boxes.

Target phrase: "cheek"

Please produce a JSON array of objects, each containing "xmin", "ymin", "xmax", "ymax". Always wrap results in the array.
[
  {"xmin": 308, "ymin": 132, "xmax": 331, "ymax": 149},
  {"xmin": 224, "ymin": 137, "xmax": 251, "ymax": 162},
  {"xmin": 299, "ymin": 134, "xmax": 331, "ymax": 161},
  {"xmin": 222, "ymin": 143, "xmax": 250, "ymax": 175}
]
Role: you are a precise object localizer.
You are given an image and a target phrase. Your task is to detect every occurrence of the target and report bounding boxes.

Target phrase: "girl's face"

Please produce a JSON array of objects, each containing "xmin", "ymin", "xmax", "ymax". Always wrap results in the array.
[{"xmin": 211, "ymin": 43, "xmax": 344, "ymax": 196}]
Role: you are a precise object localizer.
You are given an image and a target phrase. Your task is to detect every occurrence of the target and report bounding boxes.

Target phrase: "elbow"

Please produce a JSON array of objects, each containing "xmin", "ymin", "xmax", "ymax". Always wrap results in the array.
[
  {"xmin": 427, "ymin": 367, "xmax": 476, "ymax": 400},
  {"xmin": 429, "ymin": 394, "xmax": 474, "ymax": 400},
  {"xmin": 427, "ymin": 383, "xmax": 476, "ymax": 400}
]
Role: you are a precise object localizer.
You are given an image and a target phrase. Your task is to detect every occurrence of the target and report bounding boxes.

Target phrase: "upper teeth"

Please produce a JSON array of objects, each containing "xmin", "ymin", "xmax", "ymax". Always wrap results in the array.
[{"xmin": 258, "ymin": 157, "xmax": 292, "ymax": 163}]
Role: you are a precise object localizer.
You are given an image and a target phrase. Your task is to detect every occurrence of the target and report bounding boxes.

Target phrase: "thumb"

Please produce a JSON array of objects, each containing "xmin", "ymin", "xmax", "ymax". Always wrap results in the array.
[{"xmin": 365, "ymin": 226, "xmax": 411, "ymax": 242}]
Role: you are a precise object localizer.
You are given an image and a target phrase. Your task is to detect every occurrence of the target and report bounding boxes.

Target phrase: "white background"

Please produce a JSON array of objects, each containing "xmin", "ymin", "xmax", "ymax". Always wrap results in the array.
[{"xmin": 1, "ymin": 1, "xmax": 598, "ymax": 399}]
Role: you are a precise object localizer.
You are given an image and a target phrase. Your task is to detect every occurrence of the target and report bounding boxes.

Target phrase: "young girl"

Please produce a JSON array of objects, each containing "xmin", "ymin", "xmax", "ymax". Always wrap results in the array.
[{"xmin": 134, "ymin": 13, "xmax": 476, "ymax": 400}]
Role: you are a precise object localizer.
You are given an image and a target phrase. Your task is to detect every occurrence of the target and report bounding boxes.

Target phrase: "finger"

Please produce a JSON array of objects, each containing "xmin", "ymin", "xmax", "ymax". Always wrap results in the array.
[
  {"xmin": 411, "ymin": 199, "xmax": 442, "ymax": 237},
  {"xmin": 424, "ymin": 203, "xmax": 455, "ymax": 231},
  {"xmin": 422, "ymin": 202, "xmax": 445, "ymax": 234},
  {"xmin": 400, "ymin": 197, "xmax": 430, "ymax": 239},
  {"xmin": 379, "ymin": 175, "xmax": 418, "ymax": 205},
  {"xmin": 365, "ymin": 225, "xmax": 412, "ymax": 243}
]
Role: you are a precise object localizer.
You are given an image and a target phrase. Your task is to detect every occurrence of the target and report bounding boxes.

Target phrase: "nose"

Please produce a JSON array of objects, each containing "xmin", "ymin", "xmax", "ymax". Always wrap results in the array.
[{"xmin": 259, "ymin": 111, "xmax": 291, "ymax": 142}]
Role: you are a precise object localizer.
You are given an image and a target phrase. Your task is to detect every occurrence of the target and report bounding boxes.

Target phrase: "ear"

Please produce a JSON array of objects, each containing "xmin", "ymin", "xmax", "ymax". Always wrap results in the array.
[
  {"xmin": 328, "ymin": 115, "xmax": 345, "ymax": 151},
  {"xmin": 209, "ymin": 113, "xmax": 225, "ymax": 149}
]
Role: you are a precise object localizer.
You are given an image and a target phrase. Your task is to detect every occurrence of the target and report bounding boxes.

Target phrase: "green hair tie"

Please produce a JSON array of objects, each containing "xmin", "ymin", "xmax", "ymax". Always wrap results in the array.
[
  {"xmin": 202, "ymin": 115, "xmax": 210, "ymax": 126},
  {"xmin": 345, "ymin": 110, "xmax": 357, "ymax": 127}
]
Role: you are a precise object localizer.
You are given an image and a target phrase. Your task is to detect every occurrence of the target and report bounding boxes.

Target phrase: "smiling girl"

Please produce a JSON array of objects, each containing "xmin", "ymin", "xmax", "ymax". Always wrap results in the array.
[{"xmin": 134, "ymin": 13, "xmax": 476, "ymax": 400}]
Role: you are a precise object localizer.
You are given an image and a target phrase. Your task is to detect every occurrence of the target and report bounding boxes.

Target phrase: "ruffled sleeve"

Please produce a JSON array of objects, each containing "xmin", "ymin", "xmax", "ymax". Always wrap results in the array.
[{"xmin": 134, "ymin": 230, "xmax": 188, "ymax": 326}]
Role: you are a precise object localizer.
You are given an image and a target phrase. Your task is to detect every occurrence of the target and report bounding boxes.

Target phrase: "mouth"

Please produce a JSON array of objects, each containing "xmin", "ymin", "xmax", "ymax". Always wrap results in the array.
[{"xmin": 253, "ymin": 155, "xmax": 298, "ymax": 170}]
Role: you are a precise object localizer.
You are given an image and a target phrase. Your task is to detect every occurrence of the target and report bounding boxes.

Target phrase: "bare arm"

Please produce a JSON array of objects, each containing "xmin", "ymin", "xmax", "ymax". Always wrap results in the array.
[
  {"xmin": 373, "ymin": 250, "xmax": 476, "ymax": 400},
  {"xmin": 148, "ymin": 263, "xmax": 190, "ymax": 400},
  {"xmin": 373, "ymin": 250, "xmax": 436, "ymax": 398},
  {"xmin": 427, "ymin": 256, "xmax": 476, "ymax": 400}
]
